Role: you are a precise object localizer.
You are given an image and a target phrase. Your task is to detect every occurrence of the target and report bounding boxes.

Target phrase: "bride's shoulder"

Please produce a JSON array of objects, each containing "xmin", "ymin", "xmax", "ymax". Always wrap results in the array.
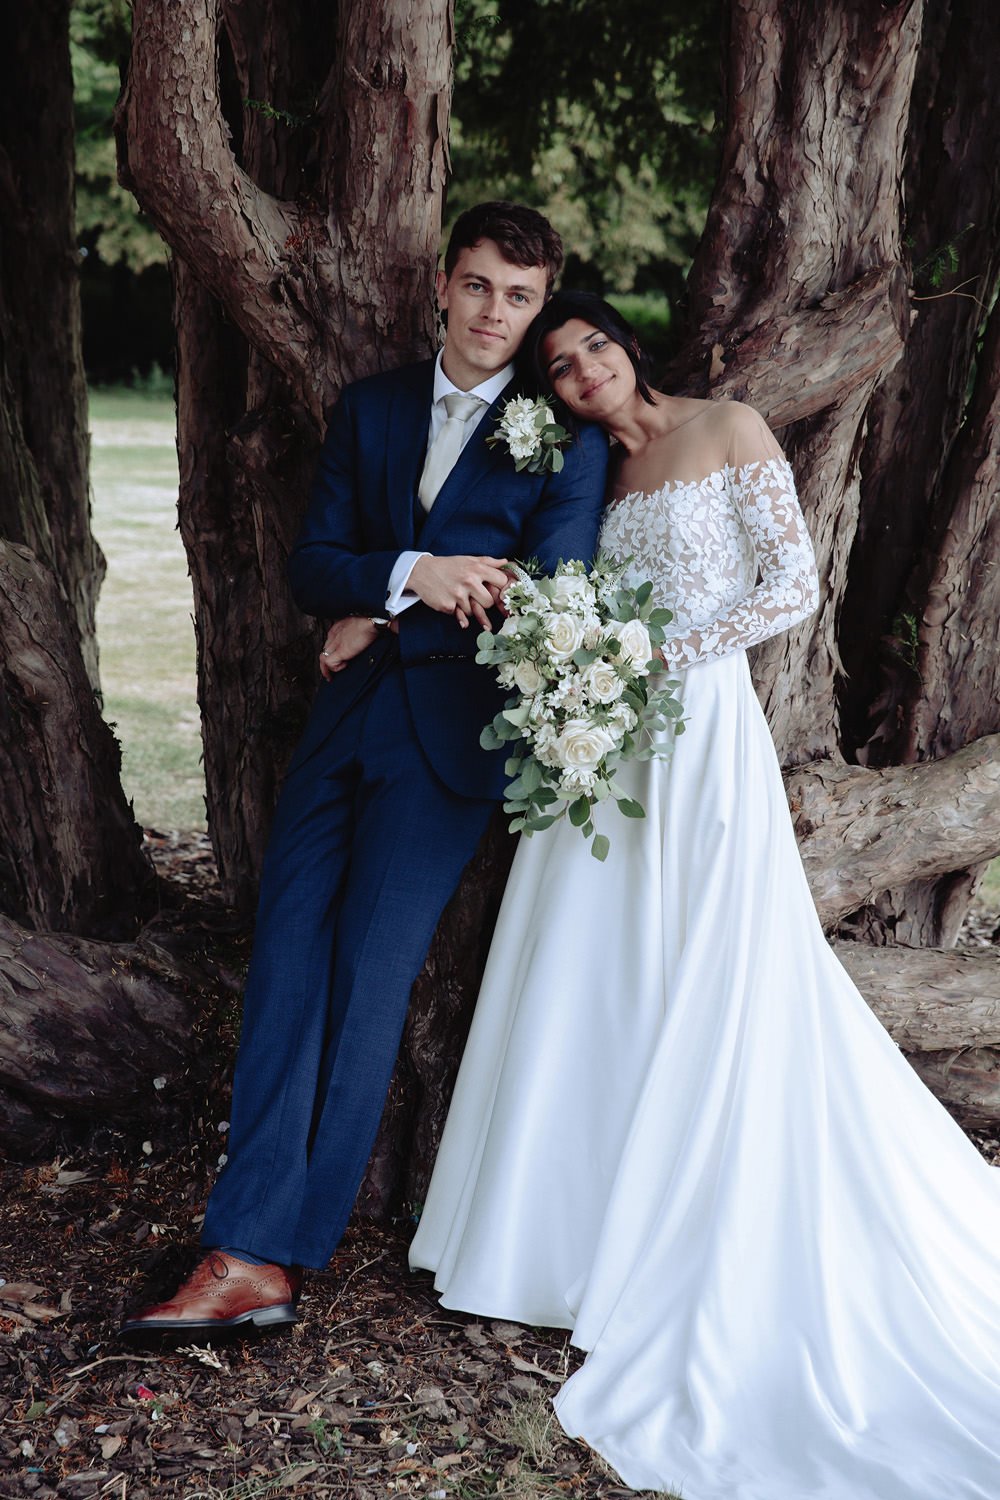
[{"xmin": 704, "ymin": 399, "xmax": 785, "ymax": 464}]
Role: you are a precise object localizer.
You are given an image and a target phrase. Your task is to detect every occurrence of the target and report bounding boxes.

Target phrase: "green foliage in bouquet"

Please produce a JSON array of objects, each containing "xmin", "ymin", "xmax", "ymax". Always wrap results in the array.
[{"xmin": 477, "ymin": 556, "xmax": 685, "ymax": 860}]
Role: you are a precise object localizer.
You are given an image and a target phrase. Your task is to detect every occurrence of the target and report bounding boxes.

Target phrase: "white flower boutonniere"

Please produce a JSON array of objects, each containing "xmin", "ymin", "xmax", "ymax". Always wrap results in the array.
[{"xmin": 486, "ymin": 394, "xmax": 571, "ymax": 475}]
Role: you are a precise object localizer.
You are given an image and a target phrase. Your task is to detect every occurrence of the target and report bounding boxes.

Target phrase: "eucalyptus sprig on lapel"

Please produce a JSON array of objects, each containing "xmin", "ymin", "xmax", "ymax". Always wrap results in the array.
[{"xmin": 486, "ymin": 394, "xmax": 571, "ymax": 475}]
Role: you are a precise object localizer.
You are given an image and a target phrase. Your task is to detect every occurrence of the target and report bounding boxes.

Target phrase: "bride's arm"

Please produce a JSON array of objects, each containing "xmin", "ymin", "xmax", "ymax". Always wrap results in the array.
[{"xmin": 658, "ymin": 409, "xmax": 819, "ymax": 671}]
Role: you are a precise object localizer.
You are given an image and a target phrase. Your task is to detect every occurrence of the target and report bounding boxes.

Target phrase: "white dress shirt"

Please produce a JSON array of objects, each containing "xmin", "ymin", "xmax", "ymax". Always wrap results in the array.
[{"xmin": 384, "ymin": 350, "xmax": 514, "ymax": 615}]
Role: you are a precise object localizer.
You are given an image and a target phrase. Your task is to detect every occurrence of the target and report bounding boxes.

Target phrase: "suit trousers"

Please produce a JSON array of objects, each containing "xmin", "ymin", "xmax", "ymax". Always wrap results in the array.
[{"xmin": 201, "ymin": 658, "xmax": 495, "ymax": 1268}]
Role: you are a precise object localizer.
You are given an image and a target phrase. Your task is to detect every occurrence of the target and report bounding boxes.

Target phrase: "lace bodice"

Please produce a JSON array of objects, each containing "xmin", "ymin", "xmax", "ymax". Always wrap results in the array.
[{"xmin": 598, "ymin": 403, "xmax": 819, "ymax": 671}]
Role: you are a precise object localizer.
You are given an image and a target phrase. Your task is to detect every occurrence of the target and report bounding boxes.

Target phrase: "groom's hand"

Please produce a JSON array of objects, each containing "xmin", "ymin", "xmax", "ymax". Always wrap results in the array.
[
  {"xmin": 319, "ymin": 615, "xmax": 379, "ymax": 679},
  {"xmin": 408, "ymin": 555, "xmax": 510, "ymax": 631}
]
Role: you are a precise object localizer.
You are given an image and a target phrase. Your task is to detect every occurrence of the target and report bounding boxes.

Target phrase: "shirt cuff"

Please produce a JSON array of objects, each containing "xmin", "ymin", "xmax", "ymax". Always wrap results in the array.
[{"xmin": 385, "ymin": 550, "xmax": 430, "ymax": 617}]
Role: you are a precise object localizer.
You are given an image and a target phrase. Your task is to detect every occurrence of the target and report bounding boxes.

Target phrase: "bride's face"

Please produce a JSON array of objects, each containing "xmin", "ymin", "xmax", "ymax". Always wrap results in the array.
[{"xmin": 542, "ymin": 319, "xmax": 637, "ymax": 421}]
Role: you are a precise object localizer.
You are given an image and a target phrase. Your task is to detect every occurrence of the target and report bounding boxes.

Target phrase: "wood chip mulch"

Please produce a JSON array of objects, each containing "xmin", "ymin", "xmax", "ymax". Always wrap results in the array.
[
  {"xmin": 0, "ymin": 836, "xmax": 996, "ymax": 1500},
  {"xmin": 0, "ymin": 833, "xmax": 646, "ymax": 1500}
]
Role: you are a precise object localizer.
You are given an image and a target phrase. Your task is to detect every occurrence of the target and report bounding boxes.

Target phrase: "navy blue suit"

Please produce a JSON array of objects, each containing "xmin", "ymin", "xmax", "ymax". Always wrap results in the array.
[{"xmin": 201, "ymin": 358, "xmax": 608, "ymax": 1268}]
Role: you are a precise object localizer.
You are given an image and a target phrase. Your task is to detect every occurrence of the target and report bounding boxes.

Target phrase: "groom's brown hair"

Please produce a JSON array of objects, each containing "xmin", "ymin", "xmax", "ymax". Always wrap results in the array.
[{"xmin": 443, "ymin": 201, "xmax": 564, "ymax": 295}]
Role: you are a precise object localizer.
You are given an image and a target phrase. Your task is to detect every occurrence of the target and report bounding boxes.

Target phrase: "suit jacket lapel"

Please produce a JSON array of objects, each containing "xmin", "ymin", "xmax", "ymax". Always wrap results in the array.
[
  {"xmin": 419, "ymin": 381, "xmax": 514, "ymax": 549},
  {"xmin": 385, "ymin": 359, "xmax": 435, "ymax": 547}
]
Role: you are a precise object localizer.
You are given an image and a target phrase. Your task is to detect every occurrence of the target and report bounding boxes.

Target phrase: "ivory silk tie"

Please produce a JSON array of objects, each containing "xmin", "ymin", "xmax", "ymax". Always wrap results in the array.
[{"xmin": 417, "ymin": 391, "xmax": 486, "ymax": 512}]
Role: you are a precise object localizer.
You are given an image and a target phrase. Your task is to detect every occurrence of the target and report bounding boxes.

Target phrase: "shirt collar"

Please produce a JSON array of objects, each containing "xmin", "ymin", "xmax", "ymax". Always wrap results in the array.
[{"xmin": 432, "ymin": 348, "xmax": 514, "ymax": 410}]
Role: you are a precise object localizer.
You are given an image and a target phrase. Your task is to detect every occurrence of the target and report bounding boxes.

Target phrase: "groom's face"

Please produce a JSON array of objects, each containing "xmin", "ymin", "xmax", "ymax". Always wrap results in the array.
[{"xmin": 437, "ymin": 238, "xmax": 548, "ymax": 390}]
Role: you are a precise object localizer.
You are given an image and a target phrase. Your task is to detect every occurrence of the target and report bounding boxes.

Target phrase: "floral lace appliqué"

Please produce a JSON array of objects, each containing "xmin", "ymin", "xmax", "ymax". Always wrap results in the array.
[{"xmin": 599, "ymin": 458, "xmax": 819, "ymax": 671}]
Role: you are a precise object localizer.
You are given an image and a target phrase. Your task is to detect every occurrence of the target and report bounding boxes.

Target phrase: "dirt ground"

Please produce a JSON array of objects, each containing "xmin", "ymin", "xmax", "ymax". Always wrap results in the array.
[{"xmin": 0, "ymin": 837, "xmax": 996, "ymax": 1500}]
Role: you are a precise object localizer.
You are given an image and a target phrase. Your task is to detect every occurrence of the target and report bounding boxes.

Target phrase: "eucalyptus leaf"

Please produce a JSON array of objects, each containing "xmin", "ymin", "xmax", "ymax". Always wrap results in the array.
[
  {"xmin": 618, "ymin": 797, "xmax": 646, "ymax": 818},
  {"xmin": 569, "ymin": 796, "xmax": 591, "ymax": 827},
  {"xmin": 591, "ymin": 834, "xmax": 611, "ymax": 862}
]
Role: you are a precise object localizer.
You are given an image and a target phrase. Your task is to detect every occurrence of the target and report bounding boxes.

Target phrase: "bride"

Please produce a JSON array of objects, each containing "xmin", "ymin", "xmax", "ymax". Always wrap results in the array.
[{"xmin": 408, "ymin": 291, "xmax": 1000, "ymax": 1499}]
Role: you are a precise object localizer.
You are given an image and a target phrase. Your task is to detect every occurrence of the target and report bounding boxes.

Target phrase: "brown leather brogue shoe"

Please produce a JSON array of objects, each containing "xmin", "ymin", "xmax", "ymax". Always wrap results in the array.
[{"xmin": 118, "ymin": 1252, "xmax": 302, "ymax": 1339}]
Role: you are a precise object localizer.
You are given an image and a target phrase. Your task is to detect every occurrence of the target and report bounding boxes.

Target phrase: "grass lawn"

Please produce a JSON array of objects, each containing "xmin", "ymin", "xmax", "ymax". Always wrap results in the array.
[{"xmin": 90, "ymin": 386, "xmax": 206, "ymax": 831}]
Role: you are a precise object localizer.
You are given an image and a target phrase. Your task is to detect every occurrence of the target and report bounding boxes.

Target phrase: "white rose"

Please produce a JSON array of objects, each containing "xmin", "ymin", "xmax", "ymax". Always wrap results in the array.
[
  {"xmin": 545, "ymin": 612, "xmax": 586, "ymax": 658},
  {"xmin": 613, "ymin": 618, "xmax": 653, "ymax": 666},
  {"xmin": 512, "ymin": 658, "xmax": 544, "ymax": 695},
  {"xmin": 499, "ymin": 615, "xmax": 521, "ymax": 637},
  {"xmin": 554, "ymin": 718, "xmax": 618, "ymax": 771},
  {"xmin": 581, "ymin": 661, "xmax": 624, "ymax": 704},
  {"xmin": 549, "ymin": 573, "xmax": 595, "ymax": 611}
]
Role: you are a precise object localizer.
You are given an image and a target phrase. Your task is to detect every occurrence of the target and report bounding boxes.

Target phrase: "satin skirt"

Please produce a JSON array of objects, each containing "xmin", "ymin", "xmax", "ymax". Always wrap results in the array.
[{"xmin": 408, "ymin": 650, "xmax": 1000, "ymax": 1499}]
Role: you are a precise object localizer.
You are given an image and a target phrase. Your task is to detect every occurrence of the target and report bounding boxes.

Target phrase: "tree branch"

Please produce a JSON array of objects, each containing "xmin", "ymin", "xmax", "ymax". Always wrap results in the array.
[
  {"xmin": 117, "ymin": 0, "xmax": 323, "ymax": 408},
  {"xmin": 833, "ymin": 938, "xmax": 1000, "ymax": 1126},
  {"xmin": 667, "ymin": 264, "xmax": 909, "ymax": 427},
  {"xmin": 787, "ymin": 734, "xmax": 1000, "ymax": 927}
]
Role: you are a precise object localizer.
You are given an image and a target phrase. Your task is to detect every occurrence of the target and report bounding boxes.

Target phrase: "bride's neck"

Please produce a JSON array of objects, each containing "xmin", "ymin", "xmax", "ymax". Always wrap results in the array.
[{"xmin": 604, "ymin": 390, "xmax": 685, "ymax": 455}]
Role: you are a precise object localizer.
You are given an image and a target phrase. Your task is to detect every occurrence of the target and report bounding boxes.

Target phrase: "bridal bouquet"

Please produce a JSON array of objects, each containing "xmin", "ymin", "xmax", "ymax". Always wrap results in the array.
[{"xmin": 477, "ymin": 556, "xmax": 684, "ymax": 860}]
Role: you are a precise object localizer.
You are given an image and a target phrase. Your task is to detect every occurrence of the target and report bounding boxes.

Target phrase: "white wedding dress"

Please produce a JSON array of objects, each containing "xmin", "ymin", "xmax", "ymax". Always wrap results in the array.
[{"xmin": 408, "ymin": 402, "xmax": 1000, "ymax": 1499}]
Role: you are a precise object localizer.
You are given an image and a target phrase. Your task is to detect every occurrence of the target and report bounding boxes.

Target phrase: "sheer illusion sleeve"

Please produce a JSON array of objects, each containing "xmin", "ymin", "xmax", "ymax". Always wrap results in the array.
[{"xmin": 658, "ymin": 411, "xmax": 819, "ymax": 671}]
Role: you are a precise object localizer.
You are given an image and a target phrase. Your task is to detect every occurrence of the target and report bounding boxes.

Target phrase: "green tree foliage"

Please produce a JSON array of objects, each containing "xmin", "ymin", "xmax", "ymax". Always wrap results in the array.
[
  {"xmin": 450, "ymin": 0, "xmax": 722, "ymax": 306},
  {"xmin": 72, "ymin": 0, "xmax": 166, "ymax": 271}
]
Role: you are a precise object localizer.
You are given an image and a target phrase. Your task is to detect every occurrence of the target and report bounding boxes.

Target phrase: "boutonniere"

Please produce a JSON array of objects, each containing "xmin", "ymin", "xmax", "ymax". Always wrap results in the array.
[{"xmin": 486, "ymin": 395, "xmax": 571, "ymax": 475}]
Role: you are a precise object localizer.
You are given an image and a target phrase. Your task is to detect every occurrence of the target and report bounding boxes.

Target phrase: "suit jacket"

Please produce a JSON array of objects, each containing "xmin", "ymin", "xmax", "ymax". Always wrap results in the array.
[{"xmin": 287, "ymin": 358, "xmax": 609, "ymax": 800}]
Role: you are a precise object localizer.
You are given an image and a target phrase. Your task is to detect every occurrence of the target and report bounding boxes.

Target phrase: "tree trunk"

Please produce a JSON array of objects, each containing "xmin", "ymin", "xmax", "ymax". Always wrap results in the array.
[
  {"xmin": 839, "ymin": 0, "xmax": 1000, "ymax": 946},
  {"xmin": 678, "ymin": 0, "xmax": 924, "ymax": 764},
  {"xmin": 0, "ymin": 1, "xmax": 151, "ymax": 939},
  {"xmin": 0, "ymin": 0, "xmax": 104, "ymax": 689},
  {"xmin": 0, "ymin": 542, "xmax": 153, "ymax": 937}
]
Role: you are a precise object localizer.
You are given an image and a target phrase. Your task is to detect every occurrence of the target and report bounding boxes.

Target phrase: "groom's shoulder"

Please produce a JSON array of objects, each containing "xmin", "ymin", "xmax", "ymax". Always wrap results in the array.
[
  {"xmin": 569, "ymin": 417, "xmax": 611, "ymax": 467},
  {"xmin": 340, "ymin": 357, "xmax": 435, "ymax": 411}
]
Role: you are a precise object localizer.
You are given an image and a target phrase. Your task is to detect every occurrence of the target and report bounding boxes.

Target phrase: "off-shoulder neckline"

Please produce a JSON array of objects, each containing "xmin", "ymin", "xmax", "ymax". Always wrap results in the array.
[{"xmin": 607, "ymin": 456, "xmax": 794, "ymax": 512}]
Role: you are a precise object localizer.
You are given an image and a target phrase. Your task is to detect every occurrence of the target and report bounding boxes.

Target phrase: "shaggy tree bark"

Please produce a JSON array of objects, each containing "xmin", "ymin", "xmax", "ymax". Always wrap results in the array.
[
  {"xmin": 676, "ymin": 0, "xmax": 924, "ymax": 763},
  {"xmin": 0, "ymin": 542, "xmax": 153, "ymax": 937},
  {"xmin": 840, "ymin": 0, "xmax": 1000, "ymax": 946},
  {"xmin": 786, "ymin": 736, "xmax": 1000, "ymax": 930},
  {"xmin": 0, "ymin": 1, "xmax": 160, "ymax": 1142},
  {"xmin": 832, "ymin": 941, "xmax": 1000, "ymax": 1126},
  {"xmin": 0, "ymin": 917, "xmax": 196, "ymax": 1156},
  {"xmin": 0, "ymin": 0, "xmax": 104, "ymax": 688},
  {"xmin": 0, "ymin": 0, "xmax": 150, "ymax": 937}
]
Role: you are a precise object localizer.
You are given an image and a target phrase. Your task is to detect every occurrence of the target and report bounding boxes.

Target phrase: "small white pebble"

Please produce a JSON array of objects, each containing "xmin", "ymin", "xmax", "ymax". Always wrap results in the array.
[
  {"xmin": 141, "ymin": 1141, "xmax": 153, "ymax": 1156},
  {"xmin": 19, "ymin": 1440, "xmax": 34, "ymax": 1458},
  {"xmin": 217, "ymin": 1120, "xmax": 230, "ymax": 1134},
  {"xmin": 405, "ymin": 1441, "xmax": 418, "ymax": 1455},
  {"xmin": 54, "ymin": 1427, "xmax": 71, "ymax": 1448},
  {"xmin": 153, "ymin": 1076, "xmax": 167, "ymax": 1090}
]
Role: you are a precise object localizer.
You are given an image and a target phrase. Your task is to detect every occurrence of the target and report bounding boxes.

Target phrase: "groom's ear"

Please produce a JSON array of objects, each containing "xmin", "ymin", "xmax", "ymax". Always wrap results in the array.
[{"xmin": 435, "ymin": 267, "xmax": 449, "ymax": 310}]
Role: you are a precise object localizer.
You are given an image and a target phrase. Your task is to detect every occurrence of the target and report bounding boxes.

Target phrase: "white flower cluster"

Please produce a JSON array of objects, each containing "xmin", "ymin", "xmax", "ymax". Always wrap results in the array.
[
  {"xmin": 497, "ymin": 395, "xmax": 555, "ymax": 462},
  {"xmin": 486, "ymin": 394, "xmax": 570, "ymax": 475},
  {"xmin": 477, "ymin": 557, "xmax": 683, "ymax": 858}
]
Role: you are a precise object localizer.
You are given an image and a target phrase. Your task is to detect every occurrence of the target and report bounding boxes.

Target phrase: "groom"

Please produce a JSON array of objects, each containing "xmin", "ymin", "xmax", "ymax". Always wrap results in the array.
[{"xmin": 121, "ymin": 201, "xmax": 608, "ymax": 1335}]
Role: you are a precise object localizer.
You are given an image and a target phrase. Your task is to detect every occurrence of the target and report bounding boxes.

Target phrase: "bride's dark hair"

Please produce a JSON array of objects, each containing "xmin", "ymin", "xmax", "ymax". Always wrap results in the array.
[{"xmin": 518, "ymin": 290, "xmax": 658, "ymax": 411}]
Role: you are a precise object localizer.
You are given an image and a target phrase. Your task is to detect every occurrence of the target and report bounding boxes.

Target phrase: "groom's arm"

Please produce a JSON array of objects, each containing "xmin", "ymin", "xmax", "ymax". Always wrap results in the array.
[
  {"xmin": 519, "ymin": 422, "xmax": 608, "ymax": 571},
  {"xmin": 287, "ymin": 387, "xmax": 402, "ymax": 619}
]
